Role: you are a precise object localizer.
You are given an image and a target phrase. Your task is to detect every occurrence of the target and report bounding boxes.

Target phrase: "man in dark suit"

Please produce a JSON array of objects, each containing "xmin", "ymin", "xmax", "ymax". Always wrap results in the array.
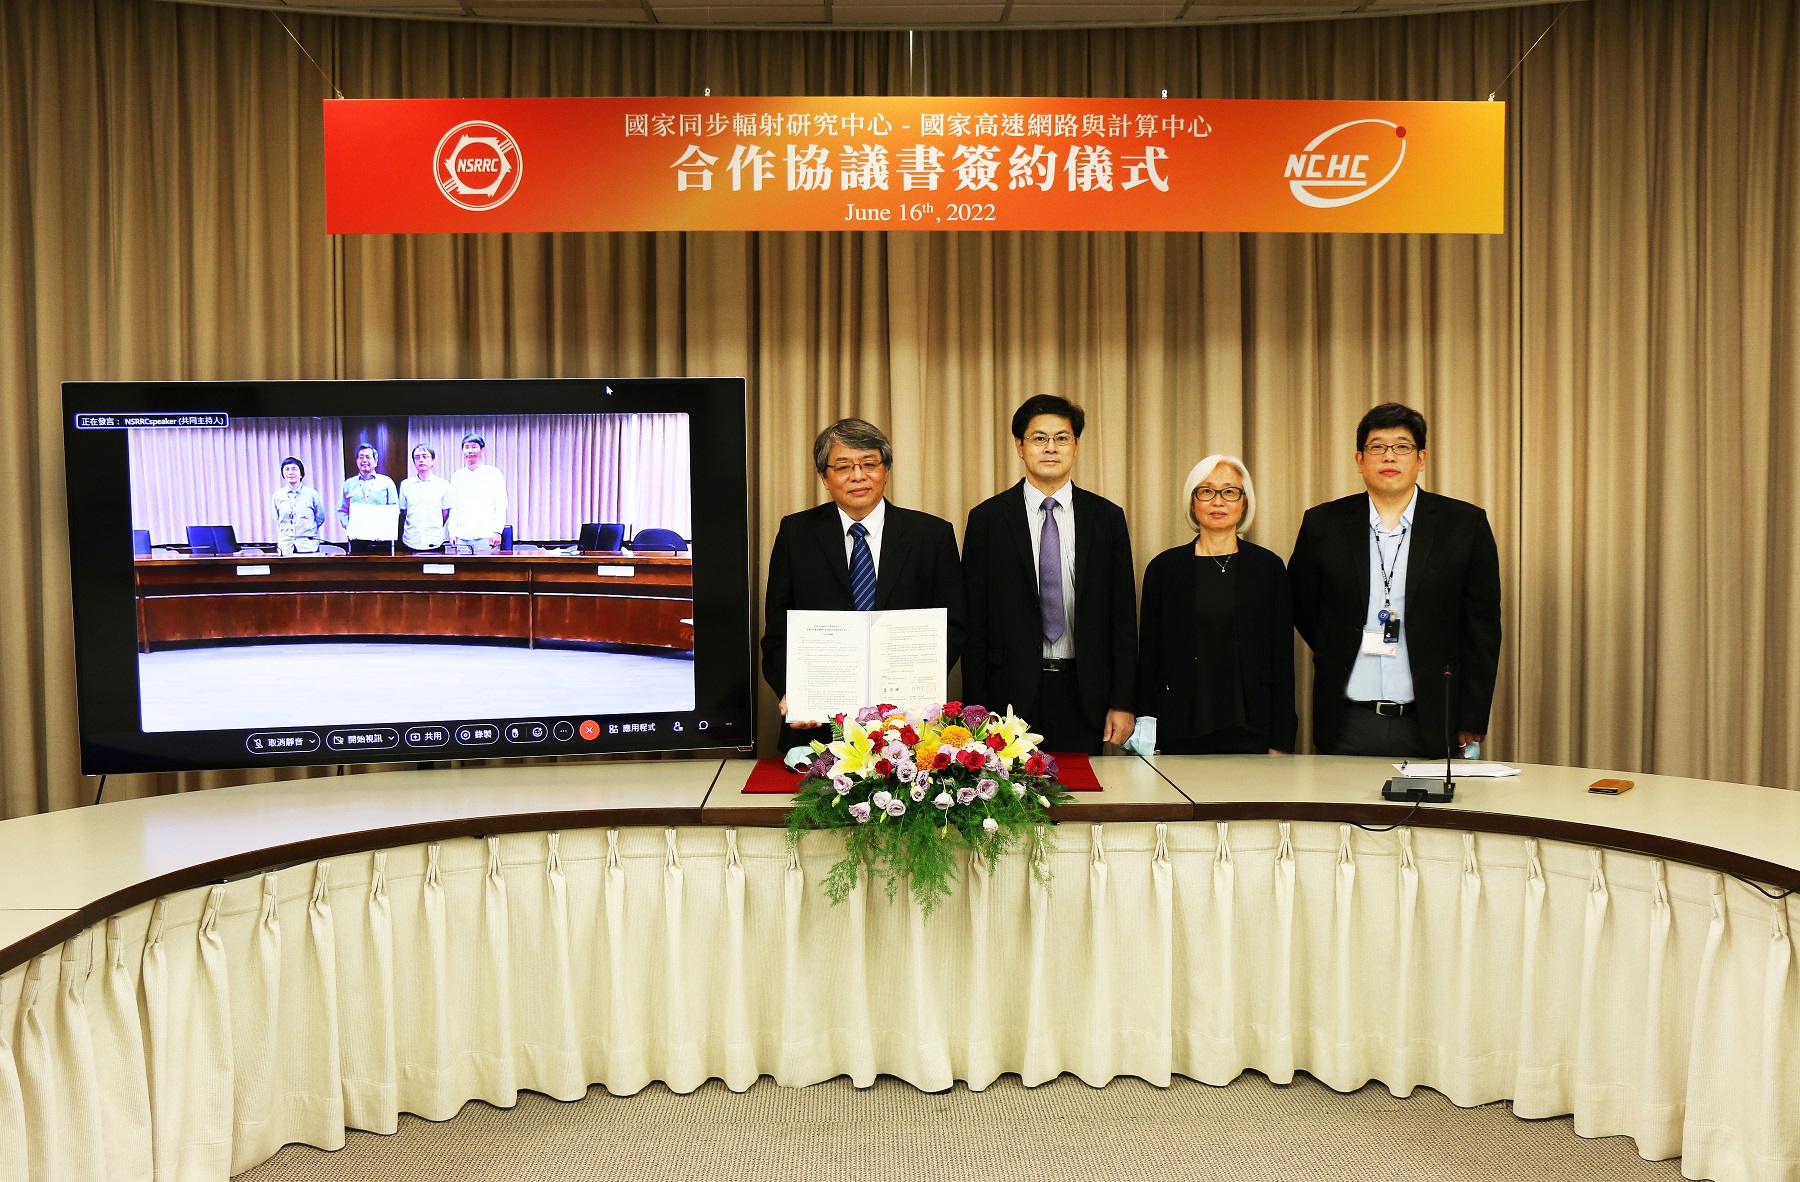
[
  {"xmin": 1288, "ymin": 403, "xmax": 1503, "ymax": 758},
  {"xmin": 761, "ymin": 418, "xmax": 965, "ymax": 753},
  {"xmin": 961, "ymin": 395, "xmax": 1136, "ymax": 755}
]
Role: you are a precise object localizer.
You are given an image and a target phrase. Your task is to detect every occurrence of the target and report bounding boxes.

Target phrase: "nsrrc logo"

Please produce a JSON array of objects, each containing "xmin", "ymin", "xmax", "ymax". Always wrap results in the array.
[
  {"xmin": 435, "ymin": 121, "xmax": 522, "ymax": 211},
  {"xmin": 1285, "ymin": 119, "xmax": 1406, "ymax": 209}
]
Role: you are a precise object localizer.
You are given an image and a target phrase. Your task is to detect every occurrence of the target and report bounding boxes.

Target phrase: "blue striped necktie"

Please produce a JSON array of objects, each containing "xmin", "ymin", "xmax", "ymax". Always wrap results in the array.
[{"xmin": 848, "ymin": 521, "xmax": 876, "ymax": 611}]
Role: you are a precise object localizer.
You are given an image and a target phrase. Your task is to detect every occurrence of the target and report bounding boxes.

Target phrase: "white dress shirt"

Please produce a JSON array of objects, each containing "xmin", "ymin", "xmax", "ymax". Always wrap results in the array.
[
  {"xmin": 398, "ymin": 474, "xmax": 452, "ymax": 550},
  {"xmin": 447, "ymin": 463, "xmax": 508, "ymax": 543},
  {"xmin": 837, "ymin": 498, "xmax": 887, "ymax": 577},
  {"xmin": 1345, "ymin": 486, "xmax": 1418, "ymax": 703},
  {"xmin": 1022, "ymin": 479, "xmax": 1077, "ymax": 660}
]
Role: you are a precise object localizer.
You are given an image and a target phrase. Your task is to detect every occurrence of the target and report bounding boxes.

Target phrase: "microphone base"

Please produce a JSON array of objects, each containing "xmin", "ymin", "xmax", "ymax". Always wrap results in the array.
[{"xmin": 1382, "ymin": 777, "xmax": 1455, "ymax": 804}]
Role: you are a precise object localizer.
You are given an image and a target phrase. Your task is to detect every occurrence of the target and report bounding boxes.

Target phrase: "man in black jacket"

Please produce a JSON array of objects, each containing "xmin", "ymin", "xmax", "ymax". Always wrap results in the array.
[
  {"xmin": 961, "ymin": 395, "xmax": 1136, "ymax": 754},
  {"xmin": 761, "ymin": 418, "xmax": 965, "ymax": 753},
  {"xmin": 1288, "ymin": 403, "xmax": 1502, "ymax": 758}
]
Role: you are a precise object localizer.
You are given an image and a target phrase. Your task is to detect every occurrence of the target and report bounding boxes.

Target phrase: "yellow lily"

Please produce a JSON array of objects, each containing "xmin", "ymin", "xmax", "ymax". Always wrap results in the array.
[
  {"xmin": 991, "ymin": 707, "xmax": 1044, "ymax": 763},
  {"xmin": 828, "ymin": 718, "xmax": 877, "ymax": 777}
]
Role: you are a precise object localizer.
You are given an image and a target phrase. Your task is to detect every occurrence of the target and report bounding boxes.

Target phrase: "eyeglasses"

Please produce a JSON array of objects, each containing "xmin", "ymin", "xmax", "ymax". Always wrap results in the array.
[
  {"xmin": 1193, "ymin": 486, "xmax": 1244, "ymax": 503},
  {"xmin": 1362, "ymin": 442, "xmax": 1418, "ymax": 458},
  {"xmin": 1025, "ymin": 432, "xmax": 1076, "ymax": 449},
  {"xmin": 826, "ymin": 460, "xmax": 886, "ymax": 477}
]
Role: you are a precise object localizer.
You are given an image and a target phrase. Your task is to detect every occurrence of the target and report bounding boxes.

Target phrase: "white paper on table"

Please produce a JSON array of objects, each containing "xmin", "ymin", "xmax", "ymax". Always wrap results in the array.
[
  {"xmin": 346, "ymin": 502, "xmax": 400, "ymax": 541},
  {"xmin": 784, "ymin": 607, "xmax": 947, "ymax": 724},
  {"xmin": 1392, "ymin": 761, "xmax": 1521, "ymax": 778}
]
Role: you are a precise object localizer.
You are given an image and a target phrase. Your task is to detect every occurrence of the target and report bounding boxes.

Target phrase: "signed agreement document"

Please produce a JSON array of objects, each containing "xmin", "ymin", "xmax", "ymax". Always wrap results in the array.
[
  {"xmin": 346, "ymin": 502, "xmax": 400, "ymax": 542},
  {"xmin": 785, "ymin": 608, "xmax": 947, "ymax": 723}
]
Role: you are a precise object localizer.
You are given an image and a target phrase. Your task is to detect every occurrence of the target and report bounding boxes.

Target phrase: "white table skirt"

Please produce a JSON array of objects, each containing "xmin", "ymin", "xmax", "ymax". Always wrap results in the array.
[{"xmin": 2, "ymin": 821, "xmax": 1796, "ymax": 1182}]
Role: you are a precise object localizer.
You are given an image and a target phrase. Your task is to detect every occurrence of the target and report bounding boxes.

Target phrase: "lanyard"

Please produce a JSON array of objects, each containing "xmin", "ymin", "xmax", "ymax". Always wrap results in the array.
[{"xmin": 1371, "ymin": 522, "xmax": 1408, "ymax": 621}]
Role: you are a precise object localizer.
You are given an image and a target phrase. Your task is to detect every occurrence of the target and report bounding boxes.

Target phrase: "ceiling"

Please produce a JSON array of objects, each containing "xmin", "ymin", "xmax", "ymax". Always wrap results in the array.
[{"xmin": 160, "ymin": 0, "xmax": 1568, "ymax": 32}]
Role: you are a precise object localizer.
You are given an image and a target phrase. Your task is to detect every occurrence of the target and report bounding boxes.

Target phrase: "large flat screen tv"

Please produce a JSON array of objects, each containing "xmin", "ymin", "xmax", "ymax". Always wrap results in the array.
[{"xmin": 64, "ymin": 378, "xmax": 755, "ymax": 775}]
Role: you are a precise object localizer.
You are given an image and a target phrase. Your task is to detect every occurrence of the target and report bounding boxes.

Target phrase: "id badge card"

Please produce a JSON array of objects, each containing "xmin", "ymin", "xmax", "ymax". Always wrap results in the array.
[{"xmin": 1362, "ymin": 625, "xmax": 1399, "ymax": 657}]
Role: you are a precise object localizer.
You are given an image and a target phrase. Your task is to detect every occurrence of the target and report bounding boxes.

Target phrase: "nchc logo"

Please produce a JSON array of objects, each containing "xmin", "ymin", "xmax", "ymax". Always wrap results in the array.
[
  {"xmin": 1285, "ymin": 118, "xmax": 1406, "ymax": 209},
  {"xmin": 435, "ymin": 120, "xmax": 523, "ymax": 211}
]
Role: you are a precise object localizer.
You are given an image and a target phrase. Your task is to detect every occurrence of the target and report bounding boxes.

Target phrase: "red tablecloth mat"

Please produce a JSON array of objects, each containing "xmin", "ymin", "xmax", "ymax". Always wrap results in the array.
[{"xmin": 740, "ymin": 753, "xmax": 1102, "ymax": 794}]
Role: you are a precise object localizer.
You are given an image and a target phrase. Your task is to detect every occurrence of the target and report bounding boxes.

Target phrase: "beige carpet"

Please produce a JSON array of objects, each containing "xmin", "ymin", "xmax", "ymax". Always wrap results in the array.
[{"xmin": 236, "ymin": 1071, "xmax": 1685, "ymax": 1182}]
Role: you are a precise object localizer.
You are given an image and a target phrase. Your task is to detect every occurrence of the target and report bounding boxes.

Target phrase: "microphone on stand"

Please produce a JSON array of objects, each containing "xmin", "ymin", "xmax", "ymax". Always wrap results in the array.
[{"xmin": 1380, "ymin": 665, "xmax": 1456, "ymax": 804}]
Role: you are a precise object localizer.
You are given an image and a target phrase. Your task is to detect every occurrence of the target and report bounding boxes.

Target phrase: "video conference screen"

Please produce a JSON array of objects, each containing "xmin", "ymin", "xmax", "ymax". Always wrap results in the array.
[{"xmin": 64, "ymin": 378, "xmax": 755, "ymax": 775}]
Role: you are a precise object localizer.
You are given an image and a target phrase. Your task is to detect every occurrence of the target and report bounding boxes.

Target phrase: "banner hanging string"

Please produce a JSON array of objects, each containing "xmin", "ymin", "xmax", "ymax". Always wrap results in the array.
[
  {"xmin": 273, "ymin": 12, "xmax": 345, "ymax": 101},
  {"xmin": 1487, "ymin": 2, "xmax": 1573, "ymax": 102}
]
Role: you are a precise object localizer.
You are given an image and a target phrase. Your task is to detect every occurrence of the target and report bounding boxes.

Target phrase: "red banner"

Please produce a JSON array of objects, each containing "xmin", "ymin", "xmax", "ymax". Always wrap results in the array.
[{"xmin": 324, "ymin": 97, "xmax": 1504, "ymax": 235}]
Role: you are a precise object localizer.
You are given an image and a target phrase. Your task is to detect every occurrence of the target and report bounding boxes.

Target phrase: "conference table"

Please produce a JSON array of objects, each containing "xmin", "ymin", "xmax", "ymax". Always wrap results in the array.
[
  {"xmin": 133, "ymin": 551, "xmax": 696, "ymax": 651},
  {"xmin": 3, "ymin": 756, "xmax": 1797, "ymax": 1182}
]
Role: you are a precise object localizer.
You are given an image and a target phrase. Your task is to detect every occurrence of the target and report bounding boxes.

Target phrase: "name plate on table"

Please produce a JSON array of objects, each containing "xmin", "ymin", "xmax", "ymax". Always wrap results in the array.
[
  {"xmin": 422, "ymin": 563, "xmax": 456, "ymax": 574},
  {"xmin": 235, "ymin": 565, "xmax": 271, "ymax": 576},
  {"xmin": 595, "ymin": 565, "xmax": 635, "ymax": 578}
]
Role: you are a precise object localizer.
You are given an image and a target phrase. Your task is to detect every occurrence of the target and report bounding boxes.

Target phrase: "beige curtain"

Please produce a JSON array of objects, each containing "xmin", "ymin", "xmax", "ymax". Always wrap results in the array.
[
  {"xmin": 0, "ymin": 0, "xmax": 1795, "ymax": 816},
  {"xmin": 128, "ymin": 417, "xmax": 346, "ymax": 547},
  {"xmin": 405, "ymin": 413, "xmax": 691, "ymax": 541}
]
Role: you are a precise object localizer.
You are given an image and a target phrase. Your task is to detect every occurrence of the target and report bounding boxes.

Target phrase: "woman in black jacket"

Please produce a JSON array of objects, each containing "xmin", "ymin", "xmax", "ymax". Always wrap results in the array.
[{"xmin": 1133, "ymin": 455, "xmax": 1298, "ymax": 755}]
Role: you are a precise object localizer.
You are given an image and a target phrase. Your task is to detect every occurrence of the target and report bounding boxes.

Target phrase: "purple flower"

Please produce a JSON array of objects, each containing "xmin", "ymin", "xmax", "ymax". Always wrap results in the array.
[
  {"xmin": 962, "ymin": 705, "xmax": 991, "ymax": 728},
  {"xmin": 985, "ymin": 752, "xmax": 1004, "ymax": 772},
  {"xmin": 976, "ymin": 778, "xmax": 998, "ymax": 800},
  {"xmin": 1042, "ymin": 754, "xmax": 1061, "ymax": 781},
  {"xmin": 895, "ymin": 763, "xmax": 916, "ymax": 784},
  {"xmin": 856, "ymin": 706, "xmax": 883, "ymax": 724},
  {"xmin": 807, "ymin": 755, "xmax": 835, "ymax": 779},
  {"xmin": 831, "ymin": 774, "xmax": 853, "ymax": 795},
  {"xmin": 871, "ymin": 790, "xmax": 893, "ymax": 809},
  {"xmin": 933, "ymin": 791, "xmax": 954, "ymax": 811},
  {"xmin": 848, "ymin": 802, "xmax": 872, "ymax": 823},
  {"xmin": 909, "ymin": 784, "xmax": 926, "ymax": 802},
  {"xmin": 885, "ymin": 798, "xmax": 907, "ymax": 817},
  {"xmin": 956, "ymin": 784, "xmax": 977, "ymax": 805}
]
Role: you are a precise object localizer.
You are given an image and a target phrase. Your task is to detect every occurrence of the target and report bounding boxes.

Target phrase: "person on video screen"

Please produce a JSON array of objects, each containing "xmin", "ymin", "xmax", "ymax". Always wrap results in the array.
[
  {"xmin": 270, "ymin": 456, "xmax": 325, "ymax": 557},
  {"xmin": 399, "ymin": 443, "xmax": 453, "ymax": 552},
  {"xmin": 447, "ymin": 433, "xmax": 507, "ymax": 552},
  {"xmin": 338, "ymin": 443, "xmax": 399, "ymax": 555}
]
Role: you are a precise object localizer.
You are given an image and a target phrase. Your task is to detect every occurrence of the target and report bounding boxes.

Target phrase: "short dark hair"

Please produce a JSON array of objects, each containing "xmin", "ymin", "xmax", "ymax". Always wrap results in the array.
[
  {"xmin": 1011, "ymin": 395, "xmax": 1086, "ymax": 441},
  {"xmin": 461, "ymin": 433, "xmax": 485, "ymax": 449},
  {"xmin": 355, "ymin": 443, "xmax": 379, "ymax": 463},
  {"xmin": 411, "ymin": 444, "xmax": 436, "ymax": 460},
  {"xmin": 1356, "ymin": 403, "xmax": 1428, "ymax": 453},
  {"xmin": 279, "ymin": 456, "xmax": 305, "ymax": 479}
]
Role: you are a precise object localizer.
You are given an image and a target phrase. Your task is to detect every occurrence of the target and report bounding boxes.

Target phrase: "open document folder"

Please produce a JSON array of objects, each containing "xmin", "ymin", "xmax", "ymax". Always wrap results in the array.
[
  {"xmin": 785, "ymin": 608, "xmax": 946, "ymax": 723},
  {"xmin": 1392, "ymin": 761, "xmax": 1521, "ymax": 778},
  {"xmin": 346, "ymin": 502, "xmax": 400, "ymax": 542}
]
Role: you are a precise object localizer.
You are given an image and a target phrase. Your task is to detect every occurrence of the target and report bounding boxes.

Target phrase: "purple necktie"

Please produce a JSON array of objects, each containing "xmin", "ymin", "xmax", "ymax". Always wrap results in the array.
[{"xmin": 1040, "ymin": 497, "xmax": 1065, "ymax": 643}]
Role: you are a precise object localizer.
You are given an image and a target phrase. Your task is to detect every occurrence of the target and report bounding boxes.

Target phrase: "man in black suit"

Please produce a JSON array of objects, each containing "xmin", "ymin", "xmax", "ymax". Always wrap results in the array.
[
  {"xmin": 761, "ymin": 418, "xmax": 965, "ymax": 753},
  {"xmin": 961, "ymin": 395, "xmax": 1136, "ymax": 755},
  {"xmin": 1288, "ymin": 403, "xmax": 1502, "ymax": 758}
]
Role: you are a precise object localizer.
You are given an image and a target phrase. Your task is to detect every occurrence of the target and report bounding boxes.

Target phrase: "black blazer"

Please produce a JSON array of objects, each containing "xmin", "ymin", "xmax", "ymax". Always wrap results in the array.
[
  {"xmin": 961, "ymin": 481, "xmax": 1137, "ymax": 723},
  {"xmin": 760, "ymin": 500, "xmax": 966, "ymax": 698},
  {"xmin": 1135, "ymin": 539, "xmax": 1298, "ymax": 752},
  {"xmin": 1287, "ymin": 490, "xmax": 1502, "ymax": 752}
]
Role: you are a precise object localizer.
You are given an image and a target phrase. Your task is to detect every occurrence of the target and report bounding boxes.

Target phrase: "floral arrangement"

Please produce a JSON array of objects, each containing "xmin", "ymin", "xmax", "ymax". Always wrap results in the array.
[{"xmin": 784, "ymin": 701, "xmax": 1072, "ymax": 915}]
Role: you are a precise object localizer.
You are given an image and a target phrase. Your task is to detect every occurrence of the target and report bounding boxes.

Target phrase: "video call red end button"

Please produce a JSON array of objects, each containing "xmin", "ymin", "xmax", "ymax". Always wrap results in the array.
[{"xmin": 578, "ymin": 719, "xmax": 601, "ymax": 741}]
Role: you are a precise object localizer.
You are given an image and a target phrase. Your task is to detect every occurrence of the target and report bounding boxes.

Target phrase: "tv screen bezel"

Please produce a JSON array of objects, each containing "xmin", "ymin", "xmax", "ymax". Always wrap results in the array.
[{"xmin": 63, "ymin": 377, "xmax": 756, "ymax": 776}]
